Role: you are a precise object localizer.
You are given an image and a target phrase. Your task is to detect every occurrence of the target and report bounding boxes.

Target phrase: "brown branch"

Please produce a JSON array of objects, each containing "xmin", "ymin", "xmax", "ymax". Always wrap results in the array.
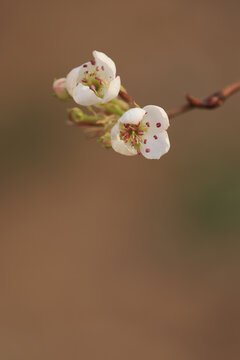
[
  {"xmin": 67, "ymin": 80, "xmax": 240, "ymax": 129},
  {"xmin": 119, "ymin": 90, "xmax": 136, "ymax": 107},
  {"xmin": 119, "ymin": 80, "xmax": 240, "ymax": 119},
  {"xmin": 167, "ymin": 80, "xmax": 240, "ymax": 119}
]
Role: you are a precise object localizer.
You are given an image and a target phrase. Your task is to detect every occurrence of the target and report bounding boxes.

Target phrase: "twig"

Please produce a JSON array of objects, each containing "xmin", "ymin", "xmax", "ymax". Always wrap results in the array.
[
  {"xmin": 119, "ymin": 90, "xmax": 136, "ymax": 107},
  {"xmin": 67, "ymin": 80, "xmax": 240, "ymax": 129},
  {"xmin": 167, "ymin": 80, "xmax": 240, "ymax": 119},
  {"xmin": 119, "ymin": 80, "xmax": 240, "ymax": 120}
]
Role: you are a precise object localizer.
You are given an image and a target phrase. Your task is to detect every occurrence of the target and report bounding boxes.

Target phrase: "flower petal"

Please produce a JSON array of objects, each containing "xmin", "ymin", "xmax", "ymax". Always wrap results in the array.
[
  {"xmin": 140, "ymin": 130, "xmax": 170, "ymax": 159},
  {"xmin": 119, "ymin": 108, "xmax": 146, "ymax": 125},
  {"xmin": 93, "ymin": 50, "xmax": 116, "ymax": 82},
  {"xmin": 111, "ymin": 123, "xmax": 137, "ymax": 156},
  {"xmin": 66, "ymin": 66, "xmax": 81, "ymax": 96},
  {"xmin": 102, "ymin": 76, "xmax": 121, "ymax": 103},
  {"xmin": 143, "ymin": 105, "xmax": 169, "ymax": 132},
  {"xmin": 72, "ymin": 83, "xmax": 100, "ymax": 106},
  {"xmin": 77, "ymin": 62, "xmax": 94, "ymax": 79}
]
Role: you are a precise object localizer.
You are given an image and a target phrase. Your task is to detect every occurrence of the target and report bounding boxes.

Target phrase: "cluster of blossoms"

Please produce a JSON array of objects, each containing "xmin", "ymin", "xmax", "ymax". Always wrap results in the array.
[{"xmin": 53, "ymin": 50, "xmax": 170, "ymax": 160}]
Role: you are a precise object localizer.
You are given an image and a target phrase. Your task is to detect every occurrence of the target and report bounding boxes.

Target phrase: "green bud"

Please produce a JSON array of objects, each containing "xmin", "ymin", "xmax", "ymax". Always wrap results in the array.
[
  {"xmin": 68, "ymin": 107, "xmax": 84, "ymax": 122},
  {"xmin": 98, "ymin": 132, "xmax": 112, "ymax": 148}
]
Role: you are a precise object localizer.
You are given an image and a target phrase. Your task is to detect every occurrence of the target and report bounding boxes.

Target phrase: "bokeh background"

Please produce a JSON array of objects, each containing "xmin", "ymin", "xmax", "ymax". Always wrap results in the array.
[{"xmin": 1, "ymin": 0, "xmax": 240, "ymax": 359}]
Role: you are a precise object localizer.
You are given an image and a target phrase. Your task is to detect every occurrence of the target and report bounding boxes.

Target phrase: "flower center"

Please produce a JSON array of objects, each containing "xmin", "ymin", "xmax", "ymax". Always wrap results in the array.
[
  {"xmin": 79, "ymin": 62, "xmax": 108, "ymax": 98},
  {"xmin": 119, "ymin": 121, "xmax": 147, "ymax": 152}
]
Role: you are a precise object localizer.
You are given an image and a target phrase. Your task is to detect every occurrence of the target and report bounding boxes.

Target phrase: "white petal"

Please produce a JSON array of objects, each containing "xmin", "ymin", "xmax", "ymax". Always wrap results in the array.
[
  {"xmin": 102, "ymin": 76, "xmax": 121, "ymax": 103},
  {"xmin": 143, "ymin": 105, "xmax": 170, "ymax": 132},
  {"xmin": 140, "ymin": 130, "xmax": 170, "ymax": 159},
  {"xmin": 111, "ymin": 123, "xmax": 137, "ymax": 156},
  {"xmin": 72, "ymin": 83, "xmax": 101, "ymax": 106},
  {"xmin": 66, "ymin": 67, "xmax": 81, "ymax": 96},
  {"xmin": 78, "ymin": 62, "xmax": 94, "ymax": 79},
  {"xmin": 119, "ymin": 108, "xmax": 145, "ymax": 125},
  {"xmin": 93, "ymin": 50, "xmax": 116, "ymax": 82}
]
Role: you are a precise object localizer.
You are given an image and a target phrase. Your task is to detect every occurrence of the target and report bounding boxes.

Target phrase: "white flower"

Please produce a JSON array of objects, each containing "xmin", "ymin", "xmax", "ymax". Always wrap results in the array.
[
  {"xmin": 111, "ymin": 106, "xmax": 170, "ymax": 159},
  {"xmin": 53, "ymin": 78, "xmax": 69, "ymax": 100},
  {"xmin": 66, "ymin": 51, "xmax": 121, "ymax": 106}
]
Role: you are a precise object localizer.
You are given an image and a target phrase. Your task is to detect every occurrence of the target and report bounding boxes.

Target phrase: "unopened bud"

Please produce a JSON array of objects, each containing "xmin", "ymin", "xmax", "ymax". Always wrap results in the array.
[
  {"xmin": 98, "ymin": 132, "xmax": 112, "ymax": 148},
  {"xmin": 68, "ymin": 107, "xmax": 84, "ymax": 122},
  {"xmin": 53, "ymin": 78, "xmax": 69, "ymax": 100}
]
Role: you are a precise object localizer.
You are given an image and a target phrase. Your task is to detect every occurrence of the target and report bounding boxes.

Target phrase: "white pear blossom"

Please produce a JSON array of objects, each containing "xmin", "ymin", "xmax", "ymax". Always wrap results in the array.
[
  {"xmin": 111, "ymin": 106, "xmax": 170, "ymax": 159},
  {"xmin": 66, "ymin": 51, "xmax": 121, "ymax": 106}
]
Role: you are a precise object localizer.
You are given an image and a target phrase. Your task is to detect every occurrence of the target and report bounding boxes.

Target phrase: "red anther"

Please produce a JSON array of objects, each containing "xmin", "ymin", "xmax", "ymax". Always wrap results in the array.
[
  {"xmin": 137, "ymin": 150, "xmax": 141, "ymax": 155},
  {"xmin": 146, "ymin": 122, "xmax": 150, "ymax": 127},
  {"xmin": 90, "ymin": 84, "xmax": 96, "ymax": 91},
  {"xmin": 153, "ymin": 135, "xmax": 158, "ymax": 139},
  {"xmin": 91, "ymin": 60, "xmax": 96, "ymax": 65},
  {"xmin": 144, "ymin": 139, "xmax": 147, "ymax": 144},
  {"xmin": 146, "ymin": 148, "xmax": 150, "ymax": 153},
  {"xmin": 83, "ymin": 64, "xmax": 88, "ymax": 68},
  {"xmin": 101, "ymin": 66, "xmax": 104, "ymax": 70},
  {"xmin": 156, "ymin": 122, "xmax": 161, "ymax": 127},
  {"xmin": 96, "ymin": 66, "xmax": 99, "ymax": 71},
  {"xmin": 82, "ymin": 79, "xmax": 87, "ymax": 83},
  {"xmin": 137, "ymin": 131, "xmax": 144, "ymax": 135},
  {"xmin": 124, "ymin": 123, "xmax": 130, "ymax": 129}
]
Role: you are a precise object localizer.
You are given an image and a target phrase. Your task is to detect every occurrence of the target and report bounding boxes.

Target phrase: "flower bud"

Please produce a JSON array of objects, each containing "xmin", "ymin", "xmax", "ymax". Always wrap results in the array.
[
  {"xmin": 98, "ymin": 132, "xmax": 112, "ymax": 148},
  {"xmin": 53, "ymin": 78, "xmax": 69, "ymax": 100},
  {"xmin": 68, "ymin": 107, "xmax": 84, "ymax": 122}
]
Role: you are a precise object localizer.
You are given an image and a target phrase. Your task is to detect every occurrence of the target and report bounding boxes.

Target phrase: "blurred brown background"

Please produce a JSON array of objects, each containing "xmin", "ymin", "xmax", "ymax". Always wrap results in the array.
[{"xmin": 1, "ymin": 0, "xmax": 240, "ymax": 359}]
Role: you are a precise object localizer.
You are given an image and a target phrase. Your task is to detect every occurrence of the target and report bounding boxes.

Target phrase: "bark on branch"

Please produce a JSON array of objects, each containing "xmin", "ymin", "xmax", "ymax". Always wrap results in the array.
[
  {"xmin": 120, "ymin": 80, "xmax": 240, "ymax": 120},
  {"xmin": 166, "ymin": 80, "xmax": 240, "ymax": 119}
]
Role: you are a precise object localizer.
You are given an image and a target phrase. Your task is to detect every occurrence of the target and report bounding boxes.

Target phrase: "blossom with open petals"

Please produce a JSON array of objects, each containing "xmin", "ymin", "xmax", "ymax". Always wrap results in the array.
[
  {"xmin": 66, "ymin": 51, "xmax": 121, "ymax": 106},
  {"xmin": 111, "ymin": 106, "xmax": 170, "ymax": 159}
]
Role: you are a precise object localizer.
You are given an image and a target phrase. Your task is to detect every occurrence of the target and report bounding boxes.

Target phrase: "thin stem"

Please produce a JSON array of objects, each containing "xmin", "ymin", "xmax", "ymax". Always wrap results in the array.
[
  {"xmin": 119, "ymin": 80, "xmax": 240, "ymax": 120},
  {"xmin": 119, "ymin": 90, "xmax": 136, "ymax": 107},
  {"xmin": 167, "ymin": 80, "xmax": 240, "ymax": 119}
]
